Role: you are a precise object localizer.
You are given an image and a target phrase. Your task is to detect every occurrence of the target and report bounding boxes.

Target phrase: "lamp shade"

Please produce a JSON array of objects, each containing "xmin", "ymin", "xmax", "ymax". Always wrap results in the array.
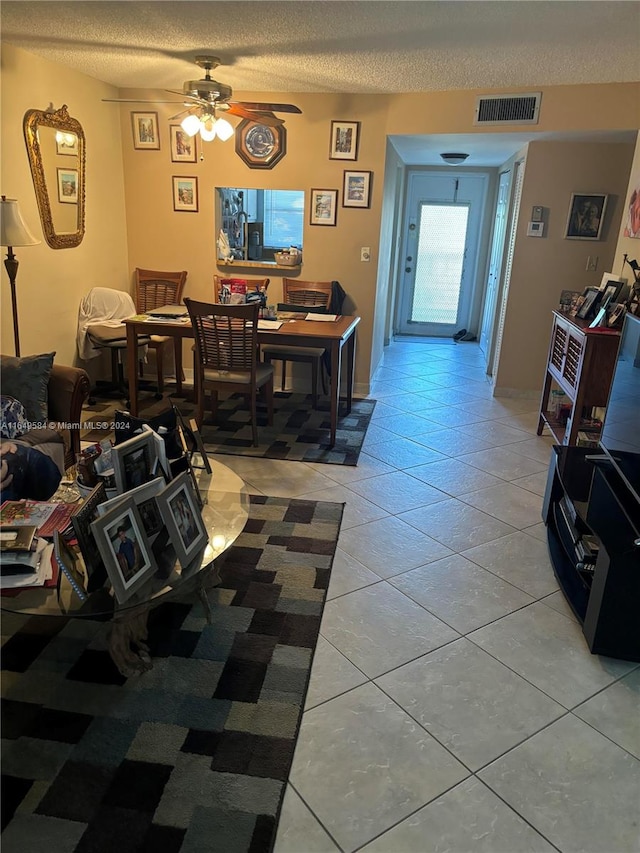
[{"xmin": 0, "ymin": 197, "xmax": 40, "ymax": 247}]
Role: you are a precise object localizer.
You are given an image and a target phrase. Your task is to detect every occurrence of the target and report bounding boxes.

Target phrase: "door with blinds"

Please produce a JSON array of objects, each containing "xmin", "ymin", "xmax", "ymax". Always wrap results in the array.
[{"xmin": 396, "ymin": 171, "xmax": 489, "ymax": 337}]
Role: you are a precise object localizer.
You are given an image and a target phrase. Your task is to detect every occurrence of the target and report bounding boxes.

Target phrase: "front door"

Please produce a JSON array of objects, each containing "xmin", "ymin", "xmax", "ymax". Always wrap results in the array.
[{"xmin": 396, "ymin": 171, "xmax": 488, "ymax": 338}]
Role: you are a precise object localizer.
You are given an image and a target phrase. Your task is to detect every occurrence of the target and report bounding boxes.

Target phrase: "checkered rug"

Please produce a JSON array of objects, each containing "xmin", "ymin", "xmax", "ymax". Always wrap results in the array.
[
  {"xmin": 82, "ymin": 392, "xmax": 375, "ymax": 467},
  {"xmin": 1, "ymin": 495, "xmax": 343, "ymax": 853}
]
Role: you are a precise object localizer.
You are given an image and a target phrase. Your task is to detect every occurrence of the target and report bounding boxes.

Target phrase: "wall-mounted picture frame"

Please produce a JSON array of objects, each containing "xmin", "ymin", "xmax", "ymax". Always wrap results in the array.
[
  {"xmin": 70, "ymin": 482, "xmax": 107, "ymax": 592},
  {"xmin": 576, "ymin": 286, "xmax": 602, "ymax": 320},
  {"xmin": 57, "ymin": 168, "xmax": 78, "ymax": 203},
  {"xmin": 131, "ymin": 111, "xmax": 160, "ymax": 150},
  {"xmin": 564, "ymin": 193, "xmax": 608, "ymax": 240},
  {"xmin": 91, "ymin": 497, "xmax": 157, "ymax": 604},
  {"xmin": 342, "ymin": 170, "xmax": 372, "ymax": 208},
  {"xmin": 112, "ymin": 430, "xmax": 158, "ymax": 494},
  {"xmin": 169, "ymin": 124, "xmax": 197, "ymax": 163},
  {"xmin": 56, "ymin": 131, "xmax": 78, "ymax": 156},
  {"xmin": 235, "ymin": 119, "xmax": 287, "ymax": 169},
  {"xmin": 172, "ymin": 176, "xmax": 198, "ymax": 212},
  {"xmin": 329, "ymin": 120, "xmax": 360, "ymax": 161},
  {"xmin": 156, "ymin": 472, "xmax": 207, "ymax": 567},
  {"xmin": 310, "ymin": 188, "xmax": 338, "ymax": 226},
  {"xmin": 623, "ymin": 173, "xmax": 640, "ymax": 238}
]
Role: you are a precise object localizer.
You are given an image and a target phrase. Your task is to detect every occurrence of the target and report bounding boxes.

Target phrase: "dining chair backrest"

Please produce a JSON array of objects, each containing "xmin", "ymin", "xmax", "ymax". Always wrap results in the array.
[
  {"xmin": 135, "ymin": 268, "xmax": 187, "ymax": 312},
  {"xmin": 185, "ymin": 298, "xmax": 260, "ymax": 374},
  {"xmin": 282, "ymin": 278, "xmax": 332, "ymax": 309}
]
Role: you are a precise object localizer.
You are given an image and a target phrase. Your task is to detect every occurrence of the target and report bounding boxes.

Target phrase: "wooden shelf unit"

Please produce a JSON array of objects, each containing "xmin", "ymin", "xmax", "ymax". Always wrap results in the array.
[{"xmin": 537, "ymin": 310, "xmax": 621, "ymax": 446}]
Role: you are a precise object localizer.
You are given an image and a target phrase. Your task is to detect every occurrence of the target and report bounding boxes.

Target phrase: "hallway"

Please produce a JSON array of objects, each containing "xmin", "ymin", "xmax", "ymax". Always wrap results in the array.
[{"xmin": 217, "ymin": 337, "xmax": 640, "ymax": 853}]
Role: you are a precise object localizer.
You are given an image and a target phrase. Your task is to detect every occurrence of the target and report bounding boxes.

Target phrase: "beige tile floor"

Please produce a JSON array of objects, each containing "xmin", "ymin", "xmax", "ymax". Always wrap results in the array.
[{"xmin": 243, "ymin": 338, "xmax": 638, "ymax": 853}]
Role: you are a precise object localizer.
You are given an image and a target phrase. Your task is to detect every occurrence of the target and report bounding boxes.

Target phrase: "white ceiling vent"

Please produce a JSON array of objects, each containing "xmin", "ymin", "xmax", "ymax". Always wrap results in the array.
[{"xmin": 474, "ymin": 93, "xmax": 541, "ymax": 126}]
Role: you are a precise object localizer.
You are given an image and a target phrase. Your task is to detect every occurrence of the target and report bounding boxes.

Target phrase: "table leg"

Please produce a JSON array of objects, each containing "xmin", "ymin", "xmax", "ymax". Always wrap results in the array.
[
  {"xmin": 345, "ymin": 328, "xmax": 356, "ymax": 414},
  {"xmin": 126, "ymin": 324, "xmax": 140, "ymax": 417},
  {"xmin": 174, "ymin": 338, "xmax": 183, "ymax": 396},
  {"xmin": 109, "ymin": 608, "xmax": 152, "ymax": 677},
  {"xmin": 329, "ymin": 339, "xmax": 342, "ymax": 447}
]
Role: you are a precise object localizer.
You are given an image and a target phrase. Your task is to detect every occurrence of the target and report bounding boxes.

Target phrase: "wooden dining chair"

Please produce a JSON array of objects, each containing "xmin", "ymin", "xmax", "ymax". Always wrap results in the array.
[
  {"xmin": 262, "ymin": 278, "xmax": 332, "ymax": 407},
  {"xmin": 184, "ymin": 298, "xmax": 274, "ymax": 446},
  {"xmin": 134, "ymin": 268, "xmax": 188, "ymax": 393}
]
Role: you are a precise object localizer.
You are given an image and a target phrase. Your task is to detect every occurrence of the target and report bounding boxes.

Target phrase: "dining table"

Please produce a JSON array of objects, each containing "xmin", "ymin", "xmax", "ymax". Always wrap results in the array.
[{"xmin": 124, "ymin": 312, "xmax": 360, "ymax": 447}]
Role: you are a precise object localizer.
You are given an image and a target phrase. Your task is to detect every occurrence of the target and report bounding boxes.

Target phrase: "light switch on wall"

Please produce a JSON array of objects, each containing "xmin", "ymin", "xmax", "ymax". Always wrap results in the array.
[{"xmin": 360, "ymin": 247, "xmax": 370, "ymax": 262}]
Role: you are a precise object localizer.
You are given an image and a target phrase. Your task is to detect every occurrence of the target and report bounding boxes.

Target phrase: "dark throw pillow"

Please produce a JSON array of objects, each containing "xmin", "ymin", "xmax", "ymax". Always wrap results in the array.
[{"xmin": 0, "ymin": 352, "xmax": 56, "ymax": 424}]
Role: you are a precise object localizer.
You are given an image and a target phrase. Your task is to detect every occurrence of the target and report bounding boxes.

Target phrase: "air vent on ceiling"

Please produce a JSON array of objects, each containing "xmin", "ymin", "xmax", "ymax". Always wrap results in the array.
[{"xmin": 474, "ymin": 93, "xmax": 541, "ymax": 126}]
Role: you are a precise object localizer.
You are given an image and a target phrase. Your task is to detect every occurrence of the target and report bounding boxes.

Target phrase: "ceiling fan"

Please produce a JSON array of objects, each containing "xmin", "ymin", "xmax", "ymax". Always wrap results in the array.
[{"xmin": 103, "ymin": 55, "xmax": 302, "ymax": 141}]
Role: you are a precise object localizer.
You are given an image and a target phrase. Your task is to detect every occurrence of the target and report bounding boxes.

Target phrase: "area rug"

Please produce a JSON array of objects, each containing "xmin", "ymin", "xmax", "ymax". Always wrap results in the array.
[
  {"xmin": 1, "ymin": 495, "xmax": 344, "ymax": 853},
  {"xmin": 83, "ymin": 392, "xmax": 376, "ymax": 466}
]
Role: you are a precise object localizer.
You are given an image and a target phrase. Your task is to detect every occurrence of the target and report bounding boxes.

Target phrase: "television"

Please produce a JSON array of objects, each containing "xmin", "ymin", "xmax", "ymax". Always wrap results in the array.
[{"xmin": 598, "ymin": 311, "xmax": 640, "ymax": 503}]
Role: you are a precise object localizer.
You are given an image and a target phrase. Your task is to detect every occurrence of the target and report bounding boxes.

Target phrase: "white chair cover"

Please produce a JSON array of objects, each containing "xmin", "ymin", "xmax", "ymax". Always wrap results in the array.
[{"xmin": 77, "ymin": 287, "xmax": 138, "ymax": 361}]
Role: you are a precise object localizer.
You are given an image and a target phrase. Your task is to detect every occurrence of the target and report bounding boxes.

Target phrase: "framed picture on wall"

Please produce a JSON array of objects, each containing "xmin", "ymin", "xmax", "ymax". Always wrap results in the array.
[
  {"xmin": 329, "ymin": 121, "xmax": 360, "ymax": 161},
  {"xmin": 342, "ymin": 170, "xmax": 372, "ymax": 208},
  {"xmin": 56, "ymin": 131, "xmax": 78, "ymax": 156},
  {"xmin": 57, "ymin": 168, "xmax": 78, "ymax": 203},
  {"xmin": 172, "ymin": 176, "xmax": 198, "ymax": 212},
  {"xmin": 310, "ymin": 188, "xmax": 338, "ymax": 226},
  {"xmin": 623, "ymin": 173, "xmax": 640, "ymax": 238},
  {"xmin": 564, "ymin": 193, "xmax": 608, "ymax": 240},
  {"xmin": 131, "ymin": 111, "xmax": 160, "ymax": 150},
  {"xmin": 169, "ymin": 124, "xmax": 197, "ymax": 162}
]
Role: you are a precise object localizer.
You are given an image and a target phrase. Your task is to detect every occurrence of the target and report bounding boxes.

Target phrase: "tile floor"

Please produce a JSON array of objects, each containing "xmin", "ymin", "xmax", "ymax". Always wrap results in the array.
[{"xmin": 212, "ymin": 337, "xmax": 639, "ymax": 853}]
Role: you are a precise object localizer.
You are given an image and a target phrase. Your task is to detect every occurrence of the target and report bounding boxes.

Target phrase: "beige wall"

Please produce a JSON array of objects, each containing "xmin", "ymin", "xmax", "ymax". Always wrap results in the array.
[
  {"xmin": 495, "ymin": 139, "xmax": 636, "ymax": 395},
  {"xmin": 1, "ymin": 44, "xmax": 129, "ymax": 370},
  {"xmin": 3, "ymin": 42, "xmax": 639, "ymax": 396}
]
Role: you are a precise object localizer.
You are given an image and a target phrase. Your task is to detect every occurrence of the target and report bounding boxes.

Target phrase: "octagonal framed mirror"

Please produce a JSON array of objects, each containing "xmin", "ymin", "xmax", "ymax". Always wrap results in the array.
[{"xmin": 23, "ymin": 104, "xmax": 86, "ymax": 249}]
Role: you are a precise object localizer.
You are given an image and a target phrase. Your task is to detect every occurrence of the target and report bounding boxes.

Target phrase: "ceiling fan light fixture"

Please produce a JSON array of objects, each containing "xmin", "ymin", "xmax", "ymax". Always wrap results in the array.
[
  {"xmin": 214, "ymin": 117, "xmax": 233, "ymax": 141},
  {"xmin": 440, "ymin": 152, "xmax": 470, "ymax": 165},
  {"xmin": 181, "ymin": 114, "xmax": 201, "ymax": 137},
  {"xmin": 199, "ymin": 119, "xmax": 217, "ymax": 142}
]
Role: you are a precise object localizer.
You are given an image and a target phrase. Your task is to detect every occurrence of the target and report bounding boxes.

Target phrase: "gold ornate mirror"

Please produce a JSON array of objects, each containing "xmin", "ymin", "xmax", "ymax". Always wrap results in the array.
[{"xmin": 23, "ymin": 104, "xmax": 85, "ymax": 249}]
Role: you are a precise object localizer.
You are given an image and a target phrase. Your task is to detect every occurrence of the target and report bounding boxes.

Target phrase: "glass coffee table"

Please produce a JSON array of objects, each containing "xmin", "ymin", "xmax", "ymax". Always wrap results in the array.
[{"xmin": 1, "ymin": 459, "xmax": 250, "ymax": 676}]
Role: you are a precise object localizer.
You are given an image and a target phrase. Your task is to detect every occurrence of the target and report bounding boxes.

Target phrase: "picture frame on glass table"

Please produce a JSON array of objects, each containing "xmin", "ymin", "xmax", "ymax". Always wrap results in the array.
[
  {"xmin": 91, "ymin": 496, "xmax": 158, "ymax": 604},
  {"xmin": 96, "ymin": 477, "xmax": 166, "ymax": 546},
  {"xmin": 111, "ymin": 430, "xmax": 159, "ymax": 495},
  {"xmin": 70, "ymin": 481, "xmax": 108, "ymax": 593},
  {"xmin": 156, "ymin": 472, "xmax": 207, "ymax": 568}
]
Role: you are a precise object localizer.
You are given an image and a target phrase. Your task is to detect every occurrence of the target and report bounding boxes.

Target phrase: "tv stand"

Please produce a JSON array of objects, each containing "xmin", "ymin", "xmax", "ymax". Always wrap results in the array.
[{"xmin": 542, "ymin": 445, "xmax": 640, "ymax": 662}]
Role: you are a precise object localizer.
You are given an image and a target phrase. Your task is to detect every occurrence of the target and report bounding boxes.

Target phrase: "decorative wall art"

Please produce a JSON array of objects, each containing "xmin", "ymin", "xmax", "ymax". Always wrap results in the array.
[
  {"xmin": 235, "ymin": 119, "xmax": 287, "ymax": 169},
  {"xmin": 564, "ymin": 193, "xmax": 608, "ymax": 240},
  {"xmin": 342, "ymin": 170, "xmax": 372, "ymax": 208},
  {"xmin": 329, "ymin": 120, "xmax": 360, "ymax": 161},
  {"xmin": 169, "ymin": 124, "xmax": 197, "ymax": 162},
  {"xmin": 623, "ymin": 174, "xmax": 640, "ymax": 238},
  {"xmin": 131, "ymin": 111, "xmax": 160, "ymax": 150},
  {"xmin": 172, "ymin": 176, "xmax": 199, "ymax": 212},
  {"xmin": 310, "ymin": 188, "xmax": 338, "ymax": 226},
  {"xmin": 56, "ymin": 131, "xmax": 78, "ymax": 156},
  {"xmin": 57, "ymin": 168, "xmax": 78, "ymax": 204}
]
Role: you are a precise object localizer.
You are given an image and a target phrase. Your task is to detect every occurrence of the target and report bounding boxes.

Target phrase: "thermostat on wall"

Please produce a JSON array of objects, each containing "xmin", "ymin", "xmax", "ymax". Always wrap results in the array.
[{"xmin": 527, "ymin": 221, "xmax": 545, "ymax": 237}]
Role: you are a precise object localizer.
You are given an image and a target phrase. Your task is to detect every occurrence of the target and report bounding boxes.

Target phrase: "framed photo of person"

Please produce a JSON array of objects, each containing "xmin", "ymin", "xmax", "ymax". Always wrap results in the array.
[
  {"xmin": 131, "ymin": 111, "xmax": 160, "ymax": 150},
  {"xmin": 575, "ymin": 286, "xmax": 602, "ymax": 320},
  {"xmin": 342, "ymin": 170, "xmax": 372, "ymax": 208},
  {"xmin": 329, "ymin": 120, "xmax": 360, "ymax": 160},
  {"xmin": 112, "ymin": 430, "xmax": 158, "ymax": 494},
  {"xmin": 90, "ymin": 497, "xmax": 157, "ymax": 604},
  {"xmin": 96, "ymin": 477, "xmax": 166, "ymax": 546},
  {"xmin": 564, "ymin": 193, "xmax": 608, "ymax": 240},
  {"xmin": 169, "ymin": 124, "xmax": 197, "ymax": 162},
  {"xmin": 599, "ymin": 273, "xmax": 627, "ymax": 305},
  {"xmin": 309, "ymin": 188, "xmax": 338, "ymax": 226},
  {"xmin": 156, "ymin": 472, "xmax": 207, "ymax": 567}
]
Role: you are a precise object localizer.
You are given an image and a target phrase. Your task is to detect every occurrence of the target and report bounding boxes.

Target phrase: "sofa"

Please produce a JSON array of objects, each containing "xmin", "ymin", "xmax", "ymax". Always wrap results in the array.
[{"xmin": 1, "ymin": 354, "xmax": 91, "ymax": 473}]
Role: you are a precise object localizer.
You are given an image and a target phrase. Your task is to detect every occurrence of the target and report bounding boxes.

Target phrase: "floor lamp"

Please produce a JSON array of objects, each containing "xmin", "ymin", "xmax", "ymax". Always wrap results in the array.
[{"xmin": 1, "ymin": 196, "xmax": 40, "ymax": 357}]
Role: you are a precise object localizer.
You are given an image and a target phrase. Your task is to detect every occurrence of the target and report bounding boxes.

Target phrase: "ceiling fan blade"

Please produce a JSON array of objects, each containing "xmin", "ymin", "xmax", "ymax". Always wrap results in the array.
[
  {"xmin": 232, "ymin": 101, "xmax": 302, "ymax": 115},
  {"xmin": 102, "ymin": 98, "xmax": 185, "ymax": 104},
  {"xmin": 169, "ymin": 106, "xmax": 196, "ymax": 121},
  {"xmin": 225, "ymin": 104, "xmax": 284, "ymax": 126}
]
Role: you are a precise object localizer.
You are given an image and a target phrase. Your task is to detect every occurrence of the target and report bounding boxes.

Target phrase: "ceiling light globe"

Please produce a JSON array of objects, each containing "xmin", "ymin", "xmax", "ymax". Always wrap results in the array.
[
  {"xmin": 214, "ymin": 118, "xmax": 234, "ymax": 141},
  {"xmin": 181, "ymin": 114, "xmax": 201, "ymax": 137},
  {"xmin": 440, "ymin": 152, "xmax": 469, "ymax": 165},
  {"xmin": 199, "ymin": 121, "xmax": 217, "ymax": 142}
]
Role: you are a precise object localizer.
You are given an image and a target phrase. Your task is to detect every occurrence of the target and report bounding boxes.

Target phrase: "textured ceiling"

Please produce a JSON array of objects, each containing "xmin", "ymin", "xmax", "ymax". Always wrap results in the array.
[{"xmin": 2, "ymin": 1, "xmax": 639, "ymax": 94}]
